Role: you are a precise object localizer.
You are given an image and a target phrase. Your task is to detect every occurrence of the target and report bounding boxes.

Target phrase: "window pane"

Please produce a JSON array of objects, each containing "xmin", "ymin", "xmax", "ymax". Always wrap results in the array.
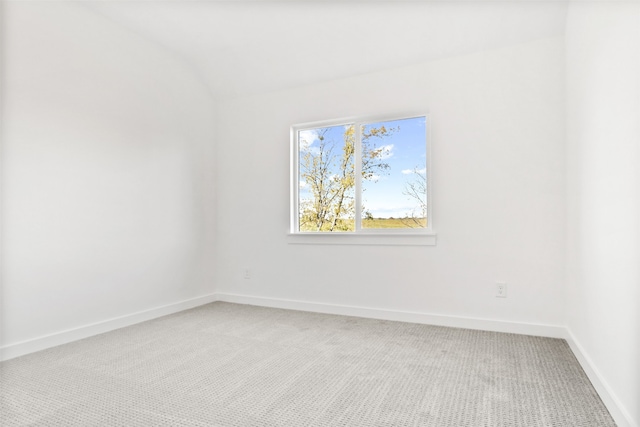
[
  {"xmin": 361, "ymin": 117, "xmax": 427, "ymax": 229},
  {"xmin": 298, "ymin": 124, "xmax": 355, "ymax": 232}
]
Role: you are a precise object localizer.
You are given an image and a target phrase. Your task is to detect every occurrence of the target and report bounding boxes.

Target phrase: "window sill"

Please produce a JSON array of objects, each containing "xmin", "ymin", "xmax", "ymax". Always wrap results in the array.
[{"xmin": 287, "ymin": 232, "xmax": 437, "ymax": 246}]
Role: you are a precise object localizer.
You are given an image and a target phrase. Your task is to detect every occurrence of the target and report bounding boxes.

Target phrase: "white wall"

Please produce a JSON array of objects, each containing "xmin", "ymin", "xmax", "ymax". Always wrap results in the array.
[
  {"xmin": 215, "ymin": 37, "xmax": 566, "ymax": 332},
  {"xmin": 565, "ymin": 3, "xmax": 640, "ymax": 427},
  {"xmin": 1, "ymin": 2, "xmax": 216, "ymax": 357}
]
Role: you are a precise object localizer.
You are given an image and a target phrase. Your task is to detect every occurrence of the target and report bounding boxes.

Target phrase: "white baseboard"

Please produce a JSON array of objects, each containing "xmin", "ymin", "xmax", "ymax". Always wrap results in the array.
[
  {"xmin": 564, "ymin": 330, "xmax": 637, "ymax": 427},
  {"xmin": 0, "ymin": 293, "xmax": 217, "ymax": 362},
  {"xmin": 213, "ymin": 292, "xmax": 566, "ymax": 338}
]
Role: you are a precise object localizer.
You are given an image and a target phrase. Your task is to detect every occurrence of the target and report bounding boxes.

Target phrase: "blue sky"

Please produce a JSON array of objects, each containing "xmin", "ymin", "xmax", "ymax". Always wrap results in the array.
[
  {"xmin": 361, "ymin": 117, "xmax": 426, "ymax": 218},
  {"xmin": 299, "ymin": 116, "xmax": 427, "ymax": 219}
]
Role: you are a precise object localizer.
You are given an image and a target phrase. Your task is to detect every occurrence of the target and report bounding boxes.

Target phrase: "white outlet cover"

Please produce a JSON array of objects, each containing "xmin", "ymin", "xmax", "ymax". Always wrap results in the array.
[{"xmin": 496, "ymin": 283, "xmax": 507, "ymax": 298}]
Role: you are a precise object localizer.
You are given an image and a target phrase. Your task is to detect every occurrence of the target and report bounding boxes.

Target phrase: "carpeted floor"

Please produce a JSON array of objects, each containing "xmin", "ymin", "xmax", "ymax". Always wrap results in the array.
[{"xmin": 1, "ymin": 302, "xmax": 616, "ymax": 426}]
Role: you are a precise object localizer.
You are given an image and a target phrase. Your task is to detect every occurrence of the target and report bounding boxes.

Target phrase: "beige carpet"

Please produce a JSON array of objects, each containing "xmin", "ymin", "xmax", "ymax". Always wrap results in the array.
[{"xmin": 1, "ymin": 302, "xmax": 615, "ymax": 426}]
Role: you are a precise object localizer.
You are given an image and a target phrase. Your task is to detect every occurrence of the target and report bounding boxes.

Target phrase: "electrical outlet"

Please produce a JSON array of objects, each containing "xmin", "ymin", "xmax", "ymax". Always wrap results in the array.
[
  {"xmin": 243, "ymin": 268, "xmax": 251, "ymax": 280},
  {"xmin": 496, "ymin": 282, "xmax": 507, "ymax": 298}
]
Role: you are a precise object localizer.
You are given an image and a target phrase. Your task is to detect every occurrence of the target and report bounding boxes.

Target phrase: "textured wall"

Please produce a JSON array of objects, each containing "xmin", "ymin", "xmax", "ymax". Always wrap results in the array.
[
  {"xmin": 215, "ymin": 37, "xmax": 566, "ymax": 329},
  {"xmin": 565, "ymin": 3, "xmax": 640, "ymax": 426},
  {"xmin": 1, "ymin": 2, "xmax": 216, "ymax": 347}
]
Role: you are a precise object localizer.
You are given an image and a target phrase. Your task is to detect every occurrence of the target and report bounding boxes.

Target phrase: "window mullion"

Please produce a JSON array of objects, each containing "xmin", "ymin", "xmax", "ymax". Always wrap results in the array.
[
  {"xmin": 354, "ymin": 122, "xmax": 362, "ymax": 232},
  {"xmin": 291, "ymin": 128, "xmax": 299, "ymax": 232}
]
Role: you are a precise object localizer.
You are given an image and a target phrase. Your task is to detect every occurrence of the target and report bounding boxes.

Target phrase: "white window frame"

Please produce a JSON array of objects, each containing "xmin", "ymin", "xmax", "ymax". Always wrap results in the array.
[{"xmin": 289, "ymin": 113, "xmax": 436, "ymax": 246}]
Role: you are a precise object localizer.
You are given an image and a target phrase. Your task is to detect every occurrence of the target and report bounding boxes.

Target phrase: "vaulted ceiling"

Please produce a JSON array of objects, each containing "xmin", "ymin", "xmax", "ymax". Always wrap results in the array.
[{"xmin": 86, "ymin": 1, "xmax": 568, "ymax": 99}]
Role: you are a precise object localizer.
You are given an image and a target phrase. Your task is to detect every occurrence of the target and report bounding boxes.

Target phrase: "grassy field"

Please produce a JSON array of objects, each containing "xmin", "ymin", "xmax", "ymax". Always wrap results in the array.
[
  {"xmin": 300, "ymin": 217, "xmax": 426, "ymax": 232},
  {"xmin": 363, "ymin": 217, "xmax": 427, "ymax": 229}
]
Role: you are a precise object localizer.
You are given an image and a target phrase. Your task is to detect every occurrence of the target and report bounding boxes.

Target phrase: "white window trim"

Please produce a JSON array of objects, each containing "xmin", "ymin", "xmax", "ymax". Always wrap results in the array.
[{"xmin": 289, "ymin": 113, "xmax": 436, "ymax": 246}]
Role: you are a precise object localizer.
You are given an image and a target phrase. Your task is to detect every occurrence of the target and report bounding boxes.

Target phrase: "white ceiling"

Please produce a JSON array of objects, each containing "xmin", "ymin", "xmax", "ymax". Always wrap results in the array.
[{"xmin": 86, "ymin": 1, "xmax": 568, "ymax": 99}]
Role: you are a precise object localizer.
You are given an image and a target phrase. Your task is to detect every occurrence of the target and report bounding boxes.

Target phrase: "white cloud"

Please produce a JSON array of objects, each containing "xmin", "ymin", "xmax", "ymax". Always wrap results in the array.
[
  {"xmin": 299, "ymin": 181, "xmax": 307, "ymax": 188},
  {"xmin": 376, "ymin": 144, "xmax": 394, "ymax": 160},
  {"xmin": 299, "ymin": 129, "xmax": 319, "ymax": 151},
  {"xmin": 402, "ymin": 167, "xmax": 426, "ymax": 175}
]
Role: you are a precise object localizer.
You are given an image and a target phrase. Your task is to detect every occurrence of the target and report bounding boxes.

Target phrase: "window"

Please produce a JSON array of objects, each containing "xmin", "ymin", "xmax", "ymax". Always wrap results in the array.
[{"xmin": 291, "ymin": 115, "xmax": 433, "ymax": 241}]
